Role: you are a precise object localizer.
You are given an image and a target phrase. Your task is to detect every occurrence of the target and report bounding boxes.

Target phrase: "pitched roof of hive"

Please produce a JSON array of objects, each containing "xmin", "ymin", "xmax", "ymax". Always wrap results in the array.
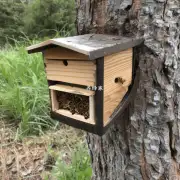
[{"xmin": 27, "ymin": 34, "xmax": 143, "ymax": 60}]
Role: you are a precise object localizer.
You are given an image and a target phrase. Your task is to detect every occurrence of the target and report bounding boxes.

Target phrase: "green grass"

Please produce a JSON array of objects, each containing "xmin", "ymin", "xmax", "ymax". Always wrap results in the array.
[
  {"xmin": 0, "ymin": 45, "xmax": 58, "ymax": 136},
  {"xmin": 49, "ymin": 144, "xmax": 92, "ymax": 180},
  {"xmin": 0, "ymin": 44, "xmax": 92, "ymax": 179}
]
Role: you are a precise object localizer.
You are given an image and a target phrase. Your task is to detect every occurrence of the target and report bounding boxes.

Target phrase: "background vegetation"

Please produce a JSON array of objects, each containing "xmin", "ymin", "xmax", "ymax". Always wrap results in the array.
[
  {"xmin": 0, "ymin": 0, "xmax": 25, "ymax": 45},
  {"xmin": 0, "ymin": 0, "xmax": 91, "ymax": 179},
  {"xmin": 0, "ymin": 45, "xmax": 56, "ymax": 136},
  {"xmin": 0, "ymin": 0, "xmax": 76, "ymax": 134},
  {"xmin": 24, "ymin": 0, "xmax": 76, "ymax": 38},
  {"xmin": 0, "ymin": 0, "xmax": 76, "ymax": 46}
]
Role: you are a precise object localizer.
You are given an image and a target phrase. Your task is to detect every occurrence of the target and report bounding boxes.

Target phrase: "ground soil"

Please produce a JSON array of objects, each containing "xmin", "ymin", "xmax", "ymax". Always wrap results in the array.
[{"xmin": 0, "ymin": 119, "xmax": 84, "ymax": 180}]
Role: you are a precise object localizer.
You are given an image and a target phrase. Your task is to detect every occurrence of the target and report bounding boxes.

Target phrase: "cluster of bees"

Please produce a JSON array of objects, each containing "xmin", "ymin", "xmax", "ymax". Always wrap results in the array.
[{"xmin": 57, "ymin": 92, "xmax": 89, "ymax": 119}]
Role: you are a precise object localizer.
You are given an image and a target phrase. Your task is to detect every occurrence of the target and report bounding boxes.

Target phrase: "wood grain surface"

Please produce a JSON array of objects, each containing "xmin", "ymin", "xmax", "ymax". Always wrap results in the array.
[{"xmin": 103, "ymin": 48, "xmax": 132, "ymax": 124}]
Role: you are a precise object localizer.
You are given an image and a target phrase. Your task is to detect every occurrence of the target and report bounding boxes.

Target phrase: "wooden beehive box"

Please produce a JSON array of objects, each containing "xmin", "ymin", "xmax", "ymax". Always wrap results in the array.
[{"xmin": 27, "ymin": 34, "xmax": 143, "ymax": 136}]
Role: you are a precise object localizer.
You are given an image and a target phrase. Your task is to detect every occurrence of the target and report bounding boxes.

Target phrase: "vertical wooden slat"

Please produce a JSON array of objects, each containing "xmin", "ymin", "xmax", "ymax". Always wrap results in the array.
[
  {"xmin": 89, "ymin": 96, "xmax": 95, "ymax": 121},
  {"xmin": 50, "ymin": 90, "xmax": 59, "ymax": 111}
]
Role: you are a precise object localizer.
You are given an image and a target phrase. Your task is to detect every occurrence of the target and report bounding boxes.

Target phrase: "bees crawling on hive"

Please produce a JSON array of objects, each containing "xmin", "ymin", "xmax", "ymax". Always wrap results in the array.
[{"xmin": 57, "ymin": 92, "xmax": 89, "ymax": 119}]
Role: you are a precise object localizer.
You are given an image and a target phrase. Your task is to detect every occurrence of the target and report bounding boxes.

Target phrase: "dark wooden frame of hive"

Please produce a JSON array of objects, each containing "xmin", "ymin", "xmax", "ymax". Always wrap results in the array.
[{"xmin": 27, "ymin": 34, "xmax": 143, "ymax": 136}]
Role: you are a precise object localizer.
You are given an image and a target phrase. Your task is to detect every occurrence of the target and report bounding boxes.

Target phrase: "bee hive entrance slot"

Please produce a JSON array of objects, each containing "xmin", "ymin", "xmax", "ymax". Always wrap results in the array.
[
  {"xmin": 63, "ymin": 60, "xmax": 68, "ymax": 66},
  {"xmin": 49, "ymin": 85, "xmax": 95, "ymax": 124}
]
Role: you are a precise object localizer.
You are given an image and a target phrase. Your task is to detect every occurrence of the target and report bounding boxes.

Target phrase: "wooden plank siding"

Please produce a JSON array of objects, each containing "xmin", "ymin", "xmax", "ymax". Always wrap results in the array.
[
  {"xmin": 103, "ymin": 48, "xmax": 133, "ymax": 125},
  {"xmin": 45, "ymin": 59, "xmax": 96, "ymax": 86}
]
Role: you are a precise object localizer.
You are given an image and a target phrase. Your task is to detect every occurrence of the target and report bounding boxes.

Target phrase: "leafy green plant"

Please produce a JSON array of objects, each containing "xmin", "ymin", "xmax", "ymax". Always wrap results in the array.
[
  {"xmin": 24, "ymin": 0, "xmax": 76, "ymax": 39},
  {"xmin": 50, "ymin": 145, "xmax": 92, "ymax": 180},
  {"xmin": 0, "ymin": 45, "xmax": 57, "ymax": 136},
  {"xmin": 0, "ymin": 0, "xmax": 76, "ymax": 46},
  {"xmin": 0, "ymin": 0, "xmax": 25, "ymax": 45}
]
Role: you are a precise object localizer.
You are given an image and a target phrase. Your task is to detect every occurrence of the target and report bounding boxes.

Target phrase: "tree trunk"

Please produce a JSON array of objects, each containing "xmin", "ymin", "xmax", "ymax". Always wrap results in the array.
[{"xmin": 76, "ymin": 0, "xmax": 180, "ymax": 179}]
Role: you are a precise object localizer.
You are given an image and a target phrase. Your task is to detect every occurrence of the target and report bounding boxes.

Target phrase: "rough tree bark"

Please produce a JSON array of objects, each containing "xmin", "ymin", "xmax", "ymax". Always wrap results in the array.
[{"xmin": 76, "ymin": 0, "xmax": 180, "ymax": 179}]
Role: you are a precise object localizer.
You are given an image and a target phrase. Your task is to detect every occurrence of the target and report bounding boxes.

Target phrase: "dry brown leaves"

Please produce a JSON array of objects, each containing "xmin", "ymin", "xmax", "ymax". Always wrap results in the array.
[
  {"xmin": 0, "ymin": 120, "xmax": 84, "ymax": 180},
  {"xmin": 0, "ymin": 121, "xmax": 46, "ymax": 180}
]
